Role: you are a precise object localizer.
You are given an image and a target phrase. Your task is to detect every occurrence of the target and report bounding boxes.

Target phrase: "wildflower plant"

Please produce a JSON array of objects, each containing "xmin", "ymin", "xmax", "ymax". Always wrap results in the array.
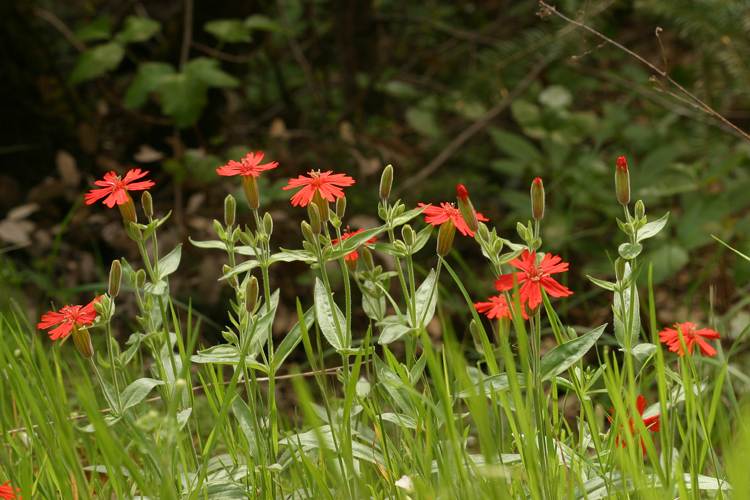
[{"xmin": 0, "ymin": 149, "xmax": 741, "ymax": 500}]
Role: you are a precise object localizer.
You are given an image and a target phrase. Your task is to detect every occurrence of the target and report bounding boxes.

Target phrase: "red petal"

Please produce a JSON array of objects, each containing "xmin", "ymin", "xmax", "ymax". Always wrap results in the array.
[
  {"xmin": 494, "ymin": 272, "xmax": 526, "ymax": 291},
  {"xmin": 539, "ymin": 276, "xmax": 572, "ymax": 298}
]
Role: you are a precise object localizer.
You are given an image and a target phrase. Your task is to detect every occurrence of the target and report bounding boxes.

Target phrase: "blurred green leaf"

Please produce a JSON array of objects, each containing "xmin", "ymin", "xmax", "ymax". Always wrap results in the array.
[
  {"xmin": 205, "ymin": 19, "xmax": 252, "ymax": 43},
  {"xmin": 540, "ymin": 325, "xmax": 606, "ymax": 381},
  {"xmin": 405, "ymin": 107, "xmax": 442, "ymax": 137},
  {"xmin": 244, "ymin": 14, "xmax": 287, "ymax": 33},
  {"xmin": 75, "ymin": 16, "xmax": 111, "ymax": 42},
  {"xmin": 116, "ymin": 16, "xmax": 162, "ymax": 44},
  {"xmin": 644, "ymin": 243, "xmax": 689, "ymax": 284},
  {"xmin": 488, "ymin": 127, "xmax": 541, "ymax": 162},
  {"xmin": 538, "ymin": 85, "xmax": 572, "ymax": 109},
  {"xmin": 69, "ymin": 42, "xmax": 125, "ymax": 84},
  {"xmin": 185, "ymin": 57, "xmax": 240, "ymax": 88},
  {"xmin": 124, "ymin": 62, "xmax": 175, "ymax": 109},
  {"xmin": 156, "ymin": 73, "xmax": 207, "ymax": 128}
]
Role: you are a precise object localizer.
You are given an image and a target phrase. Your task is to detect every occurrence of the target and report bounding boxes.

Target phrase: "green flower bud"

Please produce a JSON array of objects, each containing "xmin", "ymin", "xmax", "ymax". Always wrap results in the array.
[
  {"xmin": 239, "ymin": 226, "xmax": 256, "ymax": 247},
  {"xmin": 380, "ymin": 165, "xmax": 393, "ymax": 199},
  {"xmin": 224, "ymin": 195, "xmax": 236, "ymax": 227},
  {"xmin": 71, "ymin": 324, "xmax": 94, "ymax": 358},
  {"xmin": 135, "ymin": 269, "xmax": 147, "ymax": 288},
  {"xmin": 242, "ymin": 175, "xmax": 260, "ymax": 210},
  {"xmin": 336, "ymin": 196, "xmax": 346, "ymax": 219},
  {"xmin": 456, "ymin": 184, "xmax": 479, "ymax": 233},
  {"xmin": 346, "ymin": 258, "xmax": 358, "ymax": 273},
  {"xmin": 108, "ymin": 260, "xmax": 122, "ymax": 298},
  {"xmin": 307, "ymin": 202, "xmax": 321, "ymax": 235},
  {"xmin": 401, "ymin": 224, "xmax": 415, "ymax": 247},
  {"xmin": 128, "ymin": 221, "xmax": 142, "ymax": 240},
  {"xmin": 477, "ymin": 223, "xmax": 490, "ymax": 243},
  {"xmin": 246, "ymin": 276, "xmax": 259, "ymax": 313},
  {"xmin": 118, "ymin": 194, "xmax": 137, "ymax": 225},
  {"xmin": 301, "ymin": 221, "xmax": 316, "ymax": 245},
  {"xmin": 142, "ymin": 191, "xmax": 153, "ymax": 218},
  {"xmin": 615, "ymin": 258, "xmax": 626, "ymax": 282},
  {"xmin": 213, "ymin": 219, "xmax": 226, "ymax": 240},
  {"xmin": 635, "ymin": 200, "xmax": 645, "ymax": 221},
  {"xmin": 361, "ymin": 247, "xmax": 375, "ymax": 271},
  {"xmin": 516, "ymin": 222, "xmax": 529, "ymax": 242},
  {"xmin": 312, "ymin": 190, "xmax": 330, "ymax": 222},
  {"xmin": 263, "ymin": 212, "xmax": 273, "ymax": 237},
  {"xmin": 531, "ymin": 178, "xmax": 545, "ymax": 221},
  {"xmin": 615, "ymin": 157, "xmax": 630, "ymax": 205},
  {"xmin": 437, "ymin": 218, "xmax": 456, "ymax": 257}
]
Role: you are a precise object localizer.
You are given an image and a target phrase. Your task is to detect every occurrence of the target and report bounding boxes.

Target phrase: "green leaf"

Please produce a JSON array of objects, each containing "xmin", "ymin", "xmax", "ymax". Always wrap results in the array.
[
  {"xmin": 156, "ymin": 73, "xmax": 207, "ymax": 128},
  {"xmin": 273, "ymin": 249, "xmax": 316, "ymax": 264},
  {"xmin": 613, "ymin": 263, "xmax": 640, "ymax": 350},
  {"xmin": 124, "ymin": 62, "xmax": 175, "ymax": 109},
  {"xmin": 275, "ymin": 307, "xmax": 315, "ymax": 371},
  {"xmin": 456, "ymin": 373, "xmax": 527, "ymax": 398},
  {"xmin": 411, "ymin": 225, "xmax": 433, "ymax": 254},
  {"xmin": 631, "ymin": 343, "xmax": 657, "ymax": 364},
  {"xmin": 176, "ymin": 408, "xmax": 192, "ymax": 431},
  {"xmin": 586, "ymin": 275, "xmax": 616, "ymax": 291},
  {"xmin": 369, "ymin": 242, "xmax": 407, "ymax": 258},
  {"xmin": 205, "ymin": 19, "xmax": 251, "ymax": 42},
  {"xmin": 412, "ymin": 269, "xmax": 437, "ymax": 328},
  {"xmin": 244, "ymin": 14, "xmax": 287, "ymax": 33},
  {"xmin": 69, "ymin": 42, "xmax": 125, "ymax": 84},
  {"xmin": 488, "ymin": 127, "xmax": 542, "ymax": 162},
  {"xmin": 220, "ymin": 259, "xmax": 260, "ymax": 280},
  {"xmin": 636, "ymin": 212, "xmax": 669, "ymax": 243},
  {"xmin": 144, "ymin": 280, "xmax": 168, "ymax": 296},
  {"xmin": 75, "ymin": 16, "xmax": 111, "ymax": 42},
  {"xmin": 329, "ymin": 225, "xmax": 385, "ymax": 260},
  {"xmin": 538, "ymin": 85, "xmax": 572, "ymax": 109},
  {"xmin": 185, "ymin": 57, "xmax": 240, "ymax": 88},
  {"xmin": 393, "ymin": 205, "xmax": 429, "ymax": 226},
  {"xmin": 539, "ymin": 325, "xmax": 606, "ymax": 381},
  {"xmin": 643, "ymin": 243, "xmax": 689, "ymax": 284},
  {"xmin": 618, "ymin": 242, "xmax": 643, "ymax": 260},
  {"xmin": 120, "ymin": 378, "xmax": 165, "ymax": 411},
  {"xmin": 157, "ymin": 243, "xmax": 182, "ymax": 279},
  {"xmin": 116, "ymin": 16, "xmax": 162, "ymax": 44},
  {"xmin": 405, "ymin": 107, "xmax": 442, "ymax": 137},
  {"xmin": 314, "ymin": 278, "xmax": 347, "ymax": 351},
  {"xmin": 188, "ymin": 238, "xmax": 226, "ymax": 250},
  {"xmin": 378, "ymin": 324, "xmax": 415, "ymax": 345},
  {"xmin": 231, "ymin": 397, "xmax": 262, "ymax": 462}
]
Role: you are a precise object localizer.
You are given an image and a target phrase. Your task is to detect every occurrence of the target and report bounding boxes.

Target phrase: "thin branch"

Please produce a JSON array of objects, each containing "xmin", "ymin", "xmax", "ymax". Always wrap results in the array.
[
  {"xmin": 34, "ymin": 8, "xmax": 86, "ymax": 53},
  {"xmin": 179, "ymin": 0, "xmax": 193, "ymax": 71},
  {"xmin": 538, "ymin": 0, "xmax": 750, "ymax": 143},
  {"xmin": 190, "ymin": 41, "xmax": 262, "ymax": 63},
  {"xmin": 395, "ymin": 58, "xmax": 550, "ymax": 195}
]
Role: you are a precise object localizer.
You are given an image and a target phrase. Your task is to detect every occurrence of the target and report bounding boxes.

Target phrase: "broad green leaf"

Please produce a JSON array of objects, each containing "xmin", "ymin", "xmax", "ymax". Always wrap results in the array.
[
  {"xmin": 613, "ymin": 263, "xmax": 640, "ymax": 350},
  {"xmin": 75, "ymin": 16, "xmax": 111, "ymax": 42},
  {"xmin": 185, "ymin": 57, "xmax": 240, "ymax": 88},
  {"xmin": 275, "ymin": 307, "xmax": 315, "ymax": 371},
  {"xmin": 379, "ymin": 413, "xmax": 417, "ymax": 429},
  {"xmin": 618, "ymin": 242, "xmax": 642, "ymax": 260},
  {"xmin": 631, "ymin": 342, "xmax": 657, "ymax": 364},
  {"xmin": 369, "ymin": 242, "xmax": 407, "ymax": 258},
  {"xmin": 329, "ymin": 225, "xmax": 385, "ymax": 260},
  {"xmin": 586, "ymin": 275, "xmax": 616, "ymax": 291},
  {"xmin": 245, "ymin": 289, "xmax": 280, "ymax": 353},
  {"xmin": 279, "ymin": 427, "xmax": 385, "ymax": 465},
  {"xmin": 231, "ymin": 397, "xmax": 262, "ymax": 462},
  {"xmin": 539, "ymin": 325, "xmax": 606, "ymax": 381},
  {"xmin": 220, "ymin": 259, "xmax": 261, "ymax": 280},
  {"xmin": 488, "ymin": 127, "xmax": 541, "ymax": 162},
  {"xmin": 144, "ymin": 280, "xmax": 167, "ymax": 296},
  {"xmin": 205, "ymin": 19, "xmax": 251, "ymax": 42},
  {"xmin": 378, "ymin": 324, "xmax": 414, "ymax": 345},
  {"xmin": 157, "ymin": 243, "xmax": 182, "ymax": 279},
  {"xmin": 274, "ymin": 249, "xmax": 316, "ymax": 263},
  {"xmin": 539, "ymin": 85, "xmax": 572, "ymax": 109},
  {"xmin": 314, "ymin": 278, "xmax": 347, "ymax": 351},
  {"xmin": 76, "ymin": 414, "xmax": 121, "ymax": 433},
  {"xmin": 244, "ymin": 14, "xmax": 288, "ymax": 33},
  {"xmin": 156, "ymin": 73, "xmax": 207, "ymax": 127},
  {"xmin": 362, "ymin": 292, "xmax": 386, "ymax": 322},
  {"xmin": 405, "ymin": 107, "xmax": 442, "ymax": 137},
  {"xmin": 393, "ymin": 205, "xmax": 429, "ymax": 226},
  {"xmin": 411, "ymin": 225, "xmax": 433, "ymax": 253},
  {"xmin": 636, "ymin": 212, "xmax": 669, "ymax": 243},
  {"xmin": 124, "ymin": 62, "xmax": 175, "ymax": 109},
  {"xmin": 120, "ymin": 378, "xmax": 165, "ymax": 411},
  {"xmin": 69, "ymin": 42, "xmax": 125, "ymax": 84},
  {"xmin": 188, "ymin": 238, "xmax": 226, "ymax": 250},
  {"xmin": 412, "ymin": 269, "xmax": 437, "ymax": 328},
  {"xmin": 644, "ymin": 243, "xmax": 689, "ymax": 284},
  {"xmin": 456, "ymin": 373, "xmax": 526, "ymax": 398},
  {"xmin": 176, "ymin": 408, "xmax": 192, "ymax": 431},
  {"xmin": 116, "ymin": 16, "xmax": 162, "ymax": 44},
  {"xmin": 374, "ymin": 357, "xmax": 416, "ymax": 418}
]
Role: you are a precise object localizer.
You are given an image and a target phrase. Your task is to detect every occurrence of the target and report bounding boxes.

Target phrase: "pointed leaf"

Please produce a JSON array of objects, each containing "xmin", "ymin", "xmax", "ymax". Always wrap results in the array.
[
  {"xmin": 413, "ymin": 269, "xmax": 438, "ymax": 328},
  {"xmin": 636, "ymin": 212, "xmax": 669, "ymax": 243},
  {"xmin": 124, "ymin": 62, "xmax": 175, "ymax": 109},
  {"xmin": 613, "ymin": 263, "xmax": 640, "ymax": 350},
  {"xmin": 274, "ymin": 307, "xmax": 315, "ymax": 371},
  {"xmin": 539, "ymin": 325, "xmax": 606, "ymax": 381},
  {"xmin": 156, "ymin": 73, "xmax": 207, "ymax": 127},
  {"xmin": 378, "ymin": 324, "xmax": 414, "ymax": 345},
  {"xmin": 314, "ymin": 278, "xmax": 347, "ymax": 350},
  {"xmin": 231, "ymin": 397, "xmax": 262, "ymax": 462},
  {"xmin": 120, "ymin": 378, "xmax": 165, "ymax": 411},
  {"xmin": 69, "ymin": 42, "xmax": 125, "ymax": 84},
  {"xmin": 185, "ymin": 57, "xmax": 240, "ymax": 88},
  {"xmin": 205, "ymin": 19, "xmax": 251, "ymax": 43},
  {"xmin": 158, "ymin": 243, "xmax": 182, "ymax": 279},
  {"xmin": 75, "ymin": 16, "xmax": 111, "ymax": 42},
  {"xmin": 116, "ymin": 16, "xmax": 161, "ymax": 44}
]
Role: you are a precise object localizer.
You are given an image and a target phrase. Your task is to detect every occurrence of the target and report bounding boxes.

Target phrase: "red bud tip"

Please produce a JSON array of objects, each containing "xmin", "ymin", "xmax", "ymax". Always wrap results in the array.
[
  {"xmin": 534, "ymin": 177, "xmax": 542, "ymax": 187},
  {"xmin": 616, "ymin": 157, "xmax": 627, "ymax": 171},
  {"xmin": 456, "ymin": 184, "xmax": 469, "ymax": 201}
]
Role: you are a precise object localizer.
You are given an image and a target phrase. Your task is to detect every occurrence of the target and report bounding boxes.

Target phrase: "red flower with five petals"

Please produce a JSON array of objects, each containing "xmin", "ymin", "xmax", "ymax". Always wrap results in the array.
[
  {"xmin": 658, "ymin": 322, "xmax": 721, "ymax": 356},
  {"xmin": 216, "ymin": 151, "xmax": 278, "ymax": 177},
  {"xmin": 283, "ymin": 170, "xmax": 355, "ymax": 207},
  {"xmin": 84, "ymin": 169, "xmax": 155, "ymax": 208},
  {"xmin": 494, "ymin": 249, "xmax": 572, "ymax": 310},
  {"xmin": 474, "ymin": 294, "xmax": 528, "ymax": 320},
  {"xmin": 0, "ymin": 481, "xmax": 21, "ymax": 500},
  {"xmin": 331, "ymin": 228, "xmax": 376, "ymax": 261},
  {"xmin": 37, "ymin": 297, "xmax": 102, "ymax": 340},
  {"xmin": 416, "ymin": 202, "xmax": 488, "ymax": 237},
  {"xmin": 609, "ymin": 395, "xmax": 661, "ymax": 455}
]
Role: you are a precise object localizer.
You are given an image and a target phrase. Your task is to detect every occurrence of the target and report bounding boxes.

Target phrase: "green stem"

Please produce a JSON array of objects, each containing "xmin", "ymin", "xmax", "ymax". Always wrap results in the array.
[{"xmin": 104, "ymin": 306, "xmax": 122, "ymax": 412}]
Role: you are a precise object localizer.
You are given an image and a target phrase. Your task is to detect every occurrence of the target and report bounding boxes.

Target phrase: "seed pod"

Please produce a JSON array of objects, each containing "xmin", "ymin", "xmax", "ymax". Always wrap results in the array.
[
  {"xmin": 361, "ymin": 247, "xmax": 375, "ymax": 271},
  {"xmin": 401, "ymin": 224, "xmax": 415, "ymax": 247},
  {"xmin": 456, "ymin": 184, "xmax": 479, "ymax": 233},
  {"xmin": 263, "ymin": 212, "xmax": 273, "ymax": 237},
  {"xmin": 242, "ymin": 175, "xmax": 260, "ymax": 210},
  {"xmin": 380, "ymin": 165, "xmax": 394, "ymax": 199},
  {"xmin": 71, "ymin": 324, "xmax": 94, "ymax": 358},
  {"xmin": 530, "ymin": 178, "xmax": 545, "ymax": 221},
  {"xmin": 135, "ymin": 269, "xmax": 147, "ymax": 288},
  {"xmin": 246, "ymin": 276, "xmax": 259, "ymax": 313},
  {"xmin": 307, "ymin": 202, "xmax": 321, "ymax": 235},
  {"xmin": 615, "ymin": 157, "xmax": 630, "ymax": 205},
  {"xmin": 108, "ymin": 260, "xmax": 122, "ymax": 297},
  {"xmin": 142, "ymin": 191, "xmax": 153, "ymax": 218},
  {"xmin": 335, "ymin": 196, "xmax": 346, "ymax": 219},
  {"xmin": 436, "ymin": 218, "xmax": 456, "ymax": 257},
  {"xmin": 224, "ymin": 195, "xmax": 236, "ymax": 226}
]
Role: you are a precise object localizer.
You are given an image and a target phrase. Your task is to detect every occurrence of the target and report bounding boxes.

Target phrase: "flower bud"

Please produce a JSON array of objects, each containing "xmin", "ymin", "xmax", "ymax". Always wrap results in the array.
[
  {"xmin": 635, "ymin": 200, "xmax": 645, "ymax": 221},
  {"xmin": 335, "ymin": 196, "xmax": 346, "ymax": 219},
  {"xmin": 615, "ymin": 258, "xmax": 626, "ymax": 282},
  {"xmin": 223, "ymin": 265, "xmax": 238, "ymax": 287},
  {"xmin": 301, "ymin": 221, "xmax": 316, "ymax": 245},
  {"xmin": 531, "ymin": 178, "xmax": 545, "ymax": 220},
  {"xmin": 615, "ymin": 156, "xmax": 630, "ymax": 205},
  {"xmin": 135, "ymin": 269, "xmax": 147, "ymax": 288},
  {"xmin": 401, "ymin": 224, "xmax": 415, "ymax": 247},
  {"xmin": 312, "ymin": 190, "xmax": 330, "ymax": 222},
  {"xmin": 263, "ymin": 212, "xmax": 273, "ymax": 237},
  {"xmin": 213, "ymin": 219, "xmax": 226, "ymax": 240},
  {"xmin": 71, "ymin": 324, "xmax": 94, "ymax": 358},
  {"xmin": 240, "ymin": 226, "xmax": 256, "ymax": 247},
  {"xmin": 436, "ymin": 218, "xmax": 456, "ymax": 257},
  {"xmin": 346, "ymin": 258, "xmax": 358, "ymax": 273},
  {"xmin": 142, "ymin": 191, "xmax": 153, "ymax": 218},
  {"xmin": 477, "ymin": 223, "xmax": 490, "ymax": 243},
  {"xmin": 224, "ymin": 195, "xmax": 236, "ymax": 227},
  {"xmin": 246, "ymin": 276, "xmax": 259, "ymax": 313},
  {"xmin": 307, "ymin": 202, "xmax": 321, "ymax": 235},
  {"xmin": 118, "ymin": 194, "xmax": 138, "ymax": 225},
  {"xmin": 456, "ymin": 184, "xmax": 479, "ymax": 233},
  {"xmin": 242, "ymin": 175, "xmax": 260, "ymax": 210},
  {"xmin": 361, "ymin": 247, "xmax": 375, "ymax": 271},
  {"xmin": 108, "ymin": 260, "xmax": 122, "ymax": 298},
  {"xmin": 380, "ymin": 165, "xmax": 393, "ymax": 199},
  {"xmin": 516, "ymin": 222, "xmax": 530, "ymax": 242},
  {"xmin": 128, "ymin": 221, "xmax": 142, "ymax": 240}
]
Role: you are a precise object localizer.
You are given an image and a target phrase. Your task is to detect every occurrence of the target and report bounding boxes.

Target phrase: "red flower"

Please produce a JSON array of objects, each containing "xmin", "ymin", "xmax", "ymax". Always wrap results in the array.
[
  {"xmin": 609, "ymin": 395, "xmax": 661, "ymax": 454},
  {"xmin": 416, "ymin": 202, "xmax": 488, "ymax": 237},
  {"xmin": 283, "ymin": 170, "xmax": 355, "ymax": 207},
  {"xmin": 216, "ymin": 151, "xmax": 278, "ymax": 177},
  {"xmin": 0, "ymin": 481, "xmax": 20, "ymax": 500},
  {"xmin": 37, "ymin": 297, "xmax": 102, "ymax": 340},
  {"xmin": 658, "ymin": 322, "xmax": 721, "ymax": 356},
  {"xmin": 84, "ymin": 169, "xmax": 155, "ymax": 208},
  {"xmin": 494, "ymin": 249, "xmax": 572, "ymax": 310},
  {"xmin": 331, "ymin": 228, "xmax": 376, "ymax": 261},
  {"xmin": 474, "ymin": 295, "xmax": 528, "ymax": 320}
]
